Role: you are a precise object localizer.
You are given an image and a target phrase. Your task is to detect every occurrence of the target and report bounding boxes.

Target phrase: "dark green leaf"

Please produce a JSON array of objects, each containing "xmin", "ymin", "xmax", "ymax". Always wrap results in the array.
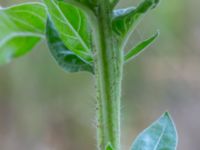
[
  {"xmin": 0, "ymin": 2, "xmax": 47, "ymax": 64},
  {"xmin": 43, "ymin": 0, "xmax": 93, "ymax": 63},
  {"xmin": 131, "ymin": 112, "xmax": 178, "ymax": 150},
  {"xmin": 46, "ymin": 18, "xmax": 93, "ymax": 73},
  {"xmin": 125, "ymin": 31, "xmax": 159, "ymax": 62},
  {"xmin": 112, "ymin": 0, "xmax": 160, "ymax": 42}
]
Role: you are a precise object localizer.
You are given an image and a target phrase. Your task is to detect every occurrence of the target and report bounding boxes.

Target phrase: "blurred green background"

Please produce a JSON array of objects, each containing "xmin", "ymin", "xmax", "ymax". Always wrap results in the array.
[{"xmin": 0, "ymin": 0, "xmax": 200, "ymax": 150}]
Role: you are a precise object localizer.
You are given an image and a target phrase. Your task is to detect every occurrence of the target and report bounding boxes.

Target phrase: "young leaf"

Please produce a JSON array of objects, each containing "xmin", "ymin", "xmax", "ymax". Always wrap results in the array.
[
  {"xmin": 46, "ymin": 18, "xmax": 93, "ymax": 73},
  {"xmin": 124, "ymin": 31, "xmax": 159, "ymax": 63},
  {"xmin": 105, "ymin": 143, "xmax": 113, "ymax": 150},
  {"xmin": 43, "ymin": 0, "xmax": 93, "ymax": 63},
  {"xmin": 112, "ymin": 0, "xmax": 160, "ymax": 43},
  {"xmin": 0, "ymin": 2, "xmax": 47, "ymax": 64},
  {"xmin": 131, "ymin": 112, "xmax": 178, "ymax": 150}
]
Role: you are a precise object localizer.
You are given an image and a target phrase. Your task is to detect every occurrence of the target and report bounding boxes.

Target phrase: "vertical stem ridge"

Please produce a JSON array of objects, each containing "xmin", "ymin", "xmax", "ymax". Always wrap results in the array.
[{"xmin": 94, "ymin": 1, "xmax": 123, "ymax": 150}]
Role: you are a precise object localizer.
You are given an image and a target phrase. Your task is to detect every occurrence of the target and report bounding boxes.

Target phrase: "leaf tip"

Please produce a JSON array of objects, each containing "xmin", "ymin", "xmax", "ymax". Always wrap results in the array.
[
  {"xmin": 105, "ymin": 143, "xmax": 113, "ymax": 150},
  {"xmin": 162, "ymin": 112, "xmax": 175, "ymax": 125},
  {"xmin": 152, "ymin": 0, "xmax": 161, "ymax": 9},
  {"xmin": 151, "ymin": 30, "xmax": 160, "ymax": 41},
  {"xmin": 162, "ymin": 111, "xmax": 179, "ymax": 145},
  {"xmin": 162, "ymin": 112, "xmax": 175, "ymax": 124},
  {"xmin": 155, "ymin": 29, "xmax": 160, "ymax": 36},
  {"xmin": 163, "ymin": 111, "xmax": 171, "ymax": 118}
]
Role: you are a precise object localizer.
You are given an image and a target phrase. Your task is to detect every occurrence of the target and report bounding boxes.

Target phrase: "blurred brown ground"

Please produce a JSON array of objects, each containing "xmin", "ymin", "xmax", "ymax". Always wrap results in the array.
[{"xmin": 0, "ymin": 0, "xmax": 200, "ymax": 150}]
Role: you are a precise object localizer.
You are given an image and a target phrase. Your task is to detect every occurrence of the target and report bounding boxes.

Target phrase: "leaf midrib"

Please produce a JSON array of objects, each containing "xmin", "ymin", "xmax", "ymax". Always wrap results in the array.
[
  {"xmin": 0, "ymin": 32, "xmax": 43, "ymax": 47},
  {"xmin": 7, "ymin": 10, "xmax": 46, "ymax": 23},
  {"xmin": 51, "ymin": 0, "xmax": 91, "ymax": 53},
  {"xmin": 153, "ymin": 122, "xmax": 167, "ymax": 150}
]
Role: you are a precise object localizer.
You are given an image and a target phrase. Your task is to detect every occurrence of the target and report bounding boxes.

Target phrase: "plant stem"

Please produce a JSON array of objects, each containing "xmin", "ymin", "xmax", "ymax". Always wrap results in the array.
[{"xmin": 94, "ymin": 1, "xmax": 123, "ymax": 150}]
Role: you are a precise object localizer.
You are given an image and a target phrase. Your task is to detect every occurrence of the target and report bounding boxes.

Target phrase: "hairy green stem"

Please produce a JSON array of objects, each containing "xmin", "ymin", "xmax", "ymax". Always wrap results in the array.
[{"xmin": 94, "ymin": 1, "xmax": 123, "ymax": 150}]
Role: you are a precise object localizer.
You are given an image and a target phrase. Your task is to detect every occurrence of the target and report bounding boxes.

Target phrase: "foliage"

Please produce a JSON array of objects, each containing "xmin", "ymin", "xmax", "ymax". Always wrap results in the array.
[
  {"xmin": 0, "ymin": 0, "xmax": 161, "ymax": 72},
  {"xmin": 0, "ymin": 0, "xmax": 178, "ymax": 150},
  {"xmin": 0, "ymin": 2, "xmax": 46, "ymax": 64}
]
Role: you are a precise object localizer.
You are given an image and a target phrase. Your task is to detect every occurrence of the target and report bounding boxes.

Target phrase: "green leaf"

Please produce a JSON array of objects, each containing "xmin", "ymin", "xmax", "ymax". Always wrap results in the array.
[
  {"xmin": 43, "ymin": 0, "xmax": 93, "ymax": 63},
  {"xmin": 46, "ymin": 18, "xmax": 93, "ymax": 73},
  {"xmin": 0, "ymin": 2, "xmax": 47, "ymax": 64},
  {"xmin": 112, "ymin": 0, "xmax": 160, "ymax": 42},
  {"xmin": 105, "ymin": 143, "xmax": 113, "ymax": 150},
  {"xmin": 124, "ymin": 31, "xmax": 159, "ymax": 62},
  {"xmin": 131, "ymin": 112, "xmax": 178, "ymax": 150}
]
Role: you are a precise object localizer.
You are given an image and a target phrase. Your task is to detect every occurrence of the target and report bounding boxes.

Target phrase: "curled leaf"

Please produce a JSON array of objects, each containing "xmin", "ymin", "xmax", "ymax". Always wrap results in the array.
[
  {"xmin": 112, "ymin": 0, "xmax": 161, "ymax": 44},
  {"xmin": 46, "ymin": 18, "xmax": 93, "ymax": 73}
]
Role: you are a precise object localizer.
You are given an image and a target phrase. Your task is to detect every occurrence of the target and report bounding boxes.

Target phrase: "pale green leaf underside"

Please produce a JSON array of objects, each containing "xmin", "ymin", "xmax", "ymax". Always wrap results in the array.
[
  {"xmin": 113, "ymin": 0, "xmax": 160, "ymax": 42},
  {"xmin": 0, "ymin": 2, "xmax": 47, "ymax": 64},
  {"xmin": 131, "ymin": 112, "xmax": 178, "ymax": 150},
  {"xmin": 43, "ymin": 0, "xmax": 93, "ymax": 63},
  {"xmin": 125, "ymin": 31, "xmax": 159, "ymax": 62},
  {"xmin": 46, "ymin": 18, "xmax": 93, "ymax": 73}
]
